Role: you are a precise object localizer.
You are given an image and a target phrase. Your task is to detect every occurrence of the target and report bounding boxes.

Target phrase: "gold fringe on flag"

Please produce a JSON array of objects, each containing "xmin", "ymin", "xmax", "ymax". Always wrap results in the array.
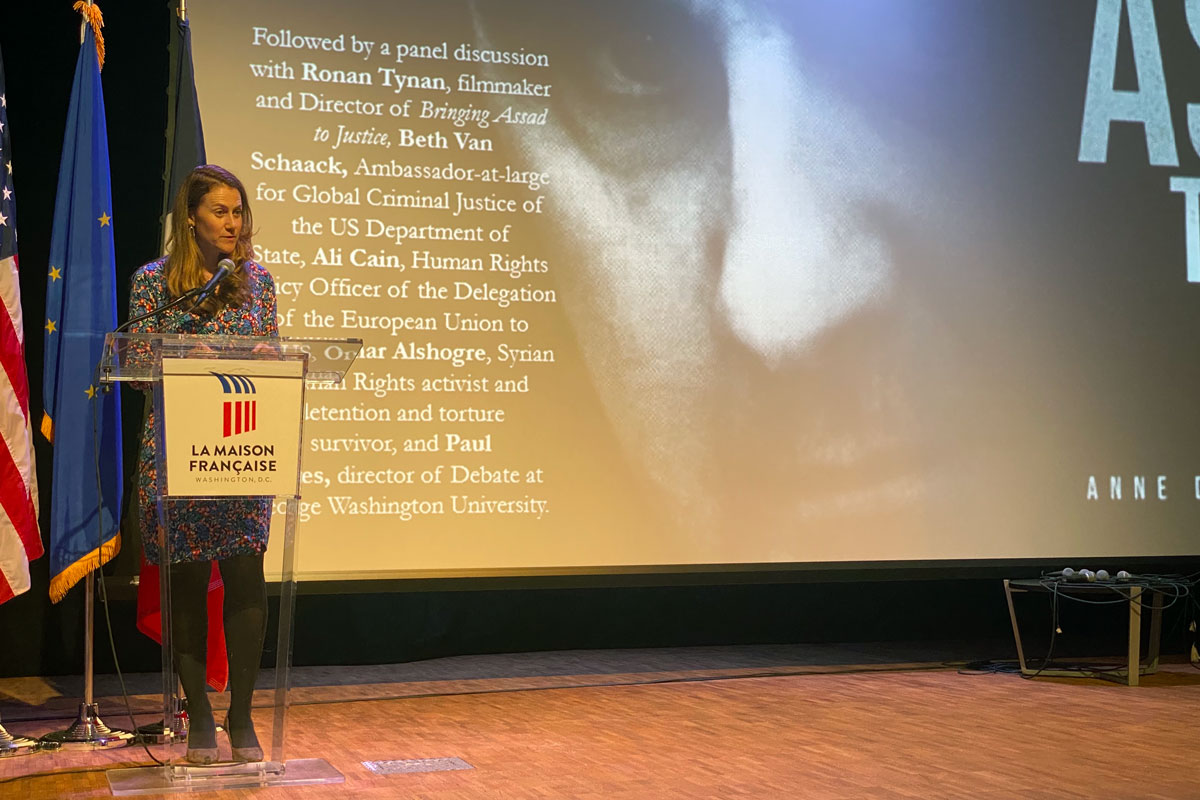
[
  {"xmin": 49, "ymin": 532, "xmax": 121, "ymax": 603},
  {"xmin": 73, "ymin": 1, "xmax": 106, "ymax": 71},
  {"xmin": 40, "ymin": 411, "xmax": 54, "ymax": 444}
]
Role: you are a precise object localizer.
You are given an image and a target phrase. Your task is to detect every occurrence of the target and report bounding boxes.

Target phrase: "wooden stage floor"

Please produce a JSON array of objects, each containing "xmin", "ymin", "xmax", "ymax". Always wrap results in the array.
[{"xmin": 2, "ymin": 650, "xmax": 1199, "ymax": 799}]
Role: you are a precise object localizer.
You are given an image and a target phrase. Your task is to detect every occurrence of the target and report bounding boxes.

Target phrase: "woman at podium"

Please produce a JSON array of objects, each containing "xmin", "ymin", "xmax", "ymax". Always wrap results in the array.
[{"xmin": 128, "ymin": 164, "xmax": 278, "ymax": 764}]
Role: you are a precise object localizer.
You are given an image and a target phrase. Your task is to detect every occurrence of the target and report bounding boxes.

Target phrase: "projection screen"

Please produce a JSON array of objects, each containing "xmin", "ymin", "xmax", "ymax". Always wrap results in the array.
[{"xmin": 182, "ymin": 0, "xmax": 1200, "ymax": 580}]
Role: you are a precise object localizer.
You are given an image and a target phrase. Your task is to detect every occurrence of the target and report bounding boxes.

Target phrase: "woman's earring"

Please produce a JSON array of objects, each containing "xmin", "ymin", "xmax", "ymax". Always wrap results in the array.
[{"xmin": 189, "ymin": 224, "xmax": 196, "ymax": 237}]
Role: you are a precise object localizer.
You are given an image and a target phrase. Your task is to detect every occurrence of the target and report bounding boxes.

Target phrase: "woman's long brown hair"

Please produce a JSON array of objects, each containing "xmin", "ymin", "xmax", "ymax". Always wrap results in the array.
[{"xmin": 164, "ymin": 164, "xmax": 255, "ymax": 315}]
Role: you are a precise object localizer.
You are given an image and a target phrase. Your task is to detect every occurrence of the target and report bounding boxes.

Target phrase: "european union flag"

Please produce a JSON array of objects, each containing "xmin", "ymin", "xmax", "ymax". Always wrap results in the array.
[{"xmin": 41, "ymin": 19, "xmax": 122, "ymax": 602}]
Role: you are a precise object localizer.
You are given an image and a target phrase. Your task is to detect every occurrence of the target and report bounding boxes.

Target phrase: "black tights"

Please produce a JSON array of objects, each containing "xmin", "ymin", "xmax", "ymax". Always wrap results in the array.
[{"xmin": 170, "ymin": 553, "xmax": 266, "ymax": 731}]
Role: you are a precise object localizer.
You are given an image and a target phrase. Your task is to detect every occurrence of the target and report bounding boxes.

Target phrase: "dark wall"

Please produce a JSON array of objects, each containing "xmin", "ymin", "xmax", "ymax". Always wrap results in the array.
[
  {"xmin": 0, "ymin": 4, "xmax": 1196, "ymax": 680},
  {"xmin": 12, "ymin": 564, "xmax": 1200, "ymax": 678},
  {"xmin": 0, "ymin": 1, "xmax": 168, "ymax": 679}
]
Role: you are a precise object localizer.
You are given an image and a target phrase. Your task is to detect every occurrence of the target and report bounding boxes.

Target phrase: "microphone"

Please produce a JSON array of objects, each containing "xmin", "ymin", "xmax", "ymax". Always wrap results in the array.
[{"xmin": 189, "ymin": 258, "xmax": 236, "ymax": 309}]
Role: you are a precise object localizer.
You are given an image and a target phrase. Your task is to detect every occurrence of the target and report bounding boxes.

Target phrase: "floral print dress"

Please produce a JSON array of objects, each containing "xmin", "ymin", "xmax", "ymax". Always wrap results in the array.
[{"xmin": 129, "ymin": 258, "xmax": 279, "ymax": 564}]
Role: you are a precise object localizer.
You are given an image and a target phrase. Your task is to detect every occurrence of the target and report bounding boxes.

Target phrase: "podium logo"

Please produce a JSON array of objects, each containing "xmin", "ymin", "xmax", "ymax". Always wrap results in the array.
[{"xmin": 212, "ymin": 373, "xmax": 257, "ymax": 437}]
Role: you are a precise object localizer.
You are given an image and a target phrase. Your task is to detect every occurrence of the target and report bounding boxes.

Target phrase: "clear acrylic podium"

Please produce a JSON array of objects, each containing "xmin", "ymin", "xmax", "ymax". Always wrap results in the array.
[{"xmin": 98, "ymin": 333, "xmax": 360, "ymax": 795}]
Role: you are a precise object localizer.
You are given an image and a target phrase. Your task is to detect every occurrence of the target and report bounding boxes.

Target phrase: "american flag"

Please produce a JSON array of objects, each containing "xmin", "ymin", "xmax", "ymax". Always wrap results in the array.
[{"xmin": 0, "ymin": 47, "xmax": 43, "ymax": 604}]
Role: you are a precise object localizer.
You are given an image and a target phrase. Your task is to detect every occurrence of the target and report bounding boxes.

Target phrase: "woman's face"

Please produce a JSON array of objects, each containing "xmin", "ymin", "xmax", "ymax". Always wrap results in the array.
[{"xmin": 189, "ymin": 184, "xmax": 244, "ymax": 270}]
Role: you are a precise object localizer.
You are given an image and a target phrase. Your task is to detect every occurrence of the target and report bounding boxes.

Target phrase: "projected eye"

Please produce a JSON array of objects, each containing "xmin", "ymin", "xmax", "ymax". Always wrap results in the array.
[
  {"xmin": 472, "ymin": 0, "xmax": 727, "ymax": 173},
  {"xmin": 588, "ymin": 32, "xmax": 673, "ymax": 99}
]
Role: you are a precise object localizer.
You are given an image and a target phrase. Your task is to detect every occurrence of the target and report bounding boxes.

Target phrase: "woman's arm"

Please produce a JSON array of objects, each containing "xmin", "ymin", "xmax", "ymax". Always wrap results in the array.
[{"xmin": 126, "ymin": 265, "xmax": 161, "ymax": 391}]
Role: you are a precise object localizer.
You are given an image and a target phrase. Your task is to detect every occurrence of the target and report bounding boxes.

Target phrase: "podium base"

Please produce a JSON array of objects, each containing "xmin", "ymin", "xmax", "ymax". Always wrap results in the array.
[{"xmin": 106, "ymin": 758, "xmax": 344, "ymax": 795}]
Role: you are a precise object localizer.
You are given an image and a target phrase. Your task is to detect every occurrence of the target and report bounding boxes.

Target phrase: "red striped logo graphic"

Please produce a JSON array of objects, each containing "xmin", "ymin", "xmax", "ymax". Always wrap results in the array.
[
  {"xmin": 212, "ymin": 373, "xmax": 257, "ymax": 438},
  {"xmin": 222, "ymin": 399, "xmax": 257, "ymax": 437}
]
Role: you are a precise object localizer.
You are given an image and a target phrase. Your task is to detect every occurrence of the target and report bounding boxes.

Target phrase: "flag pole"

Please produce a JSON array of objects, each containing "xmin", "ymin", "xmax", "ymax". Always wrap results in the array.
[
  {"xmin": 40, "ymin": 575, "xmax": 132, "ymax": 749},
  {"xmin": 39, "ymin": 0, "xmax": 130, "ymax": 750}
]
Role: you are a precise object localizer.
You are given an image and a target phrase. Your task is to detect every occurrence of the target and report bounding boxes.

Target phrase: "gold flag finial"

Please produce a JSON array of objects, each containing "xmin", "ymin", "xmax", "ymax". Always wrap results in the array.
[{"xmin": 73, "ymin": 1, "xmax": 106, "ymax": 71}]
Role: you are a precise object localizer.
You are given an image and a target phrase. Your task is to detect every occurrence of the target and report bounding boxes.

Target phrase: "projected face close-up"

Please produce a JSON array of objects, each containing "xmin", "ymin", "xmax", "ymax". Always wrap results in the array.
[
  {"xmin": 184, "ymin": 0, "xmax": 1200, "ymax": 574},
  {"xmin": 468, "ymin": 0, "xmax": 947, "ymax": 546}
]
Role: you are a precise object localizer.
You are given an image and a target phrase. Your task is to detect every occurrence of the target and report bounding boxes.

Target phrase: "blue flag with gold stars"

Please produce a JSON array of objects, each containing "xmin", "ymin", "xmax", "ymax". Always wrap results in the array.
[{"xmin": 41, "ymin": 19, "xmax": 122, "ymax": 602}]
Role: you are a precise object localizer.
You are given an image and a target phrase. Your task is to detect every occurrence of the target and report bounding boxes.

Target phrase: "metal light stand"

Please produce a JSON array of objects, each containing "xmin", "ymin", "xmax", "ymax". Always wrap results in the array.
[{"xmin": 39, "ymin": 573, "xmax": 134, "ymax": 750}]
